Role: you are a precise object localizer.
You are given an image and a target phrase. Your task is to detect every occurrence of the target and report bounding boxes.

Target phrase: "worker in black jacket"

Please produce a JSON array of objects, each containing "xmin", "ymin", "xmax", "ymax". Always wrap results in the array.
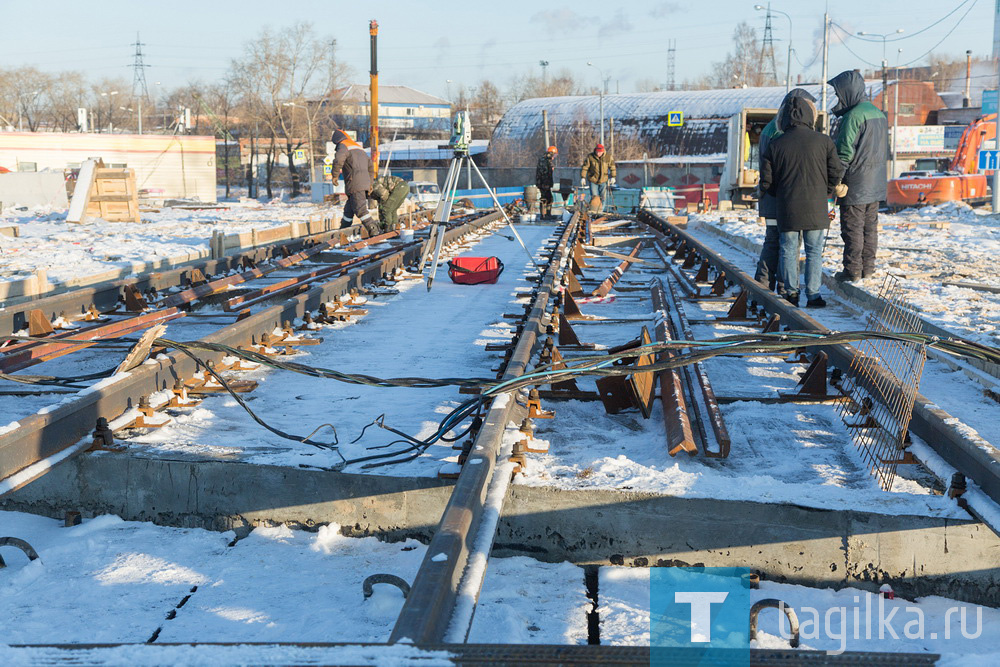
[
  {"xmin": 755, "ymin": 88, "xmax": 818, "ymax": 292},
  {"xmin": 329, "ymin": 129, "xmax": 378, "ymax": 235},
  {"xmin": 536, "ymin": 146, "xmax": 557, "ymax": 219},
  {"xmin": 760, "ymin": 96, "xmax": 846, "ymax": 308},
  {"xmin": 829, "ymin": 70, "xmax": 889, "ymax": 281}
]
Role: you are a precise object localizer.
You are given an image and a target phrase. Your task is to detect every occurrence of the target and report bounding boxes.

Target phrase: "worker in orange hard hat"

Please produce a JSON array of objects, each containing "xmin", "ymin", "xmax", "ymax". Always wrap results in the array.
[
  {"xmin": 581, "ymin": 143, "xmax": 615, "ymax": 213},
  {"xmin": 536, "ymin": 145, "xmax": 558, "ymax": 220}
]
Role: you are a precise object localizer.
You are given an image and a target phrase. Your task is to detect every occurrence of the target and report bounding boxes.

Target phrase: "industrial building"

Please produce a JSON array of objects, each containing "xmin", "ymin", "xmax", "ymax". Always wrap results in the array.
[
  {"xmin": 325, "ymin": 85, "xmax": 451, "ymax": 144},
  {"xmin": 0, "ymin": 132, "xmax": 217, "ymax": 202}
]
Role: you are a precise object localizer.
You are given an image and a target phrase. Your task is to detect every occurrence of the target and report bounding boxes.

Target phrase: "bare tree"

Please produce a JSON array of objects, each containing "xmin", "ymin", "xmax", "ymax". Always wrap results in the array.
[
  {"xmin": 228, "ymin": 23, "xmax": 347, "ymax": 198},
  {"xmin": 709, "ymin": 21, "xmax": 778, "ymax": 88}
]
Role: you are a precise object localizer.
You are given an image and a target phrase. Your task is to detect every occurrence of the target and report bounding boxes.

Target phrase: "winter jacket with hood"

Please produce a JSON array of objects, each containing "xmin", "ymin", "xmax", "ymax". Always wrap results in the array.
[
  {"xmin": 760, "ymin": 96, "xmax": 845, "ymax": 232},
  {"xmin": 330, "ymin": 129, "xmax": 375, "ymax": 195},
  {"xmin": 758, "ymin": 88, "xmax": 817, "ymax": 219},
  {"xmin": 580, "ymin": 151, "xmax": 615, "ymax": 184},
  {"xmin": 828, "ymin": 70, "xmax": 888, "ymax": 205}
]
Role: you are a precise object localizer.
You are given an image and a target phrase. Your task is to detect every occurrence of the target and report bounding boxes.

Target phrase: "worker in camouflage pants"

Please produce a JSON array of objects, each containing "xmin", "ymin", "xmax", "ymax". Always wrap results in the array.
[{"xmin": 371, "ymin": 173, "xmax": 409, "ymax": 231}]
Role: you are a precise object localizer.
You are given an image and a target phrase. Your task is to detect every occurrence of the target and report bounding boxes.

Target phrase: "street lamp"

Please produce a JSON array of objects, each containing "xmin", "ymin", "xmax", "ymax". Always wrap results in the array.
[
  {"xmin": 754, "ymin": 4, "xmax": 793, "ymax": 93},
  {"xmin": 858, "ymin": 29, "xmax": 903, "ymax": 112},
  {"xmin": 587, "ymin": 61, "xmax": 606, "ymax": 145},
  {"xmin": 282, "ymin": 101, "xmax": 315, "ymax": 184},
  {"xmin": 446, "ymin": 79, "xmax": 452, "ymax": 102}
]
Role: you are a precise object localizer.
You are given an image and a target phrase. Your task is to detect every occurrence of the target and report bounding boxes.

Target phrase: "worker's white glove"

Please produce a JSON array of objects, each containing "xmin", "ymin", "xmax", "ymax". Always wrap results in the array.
[
  {"xmin": 609, "ymin": 178, "xmax": 616, "ymax": 187},
  {"xmin": 833, "ymin": 183, "xmax": 848, "ymax": 198},
  {"xmin": 580, "ymin": 178, "xmax": 587, "ymax": 187}
]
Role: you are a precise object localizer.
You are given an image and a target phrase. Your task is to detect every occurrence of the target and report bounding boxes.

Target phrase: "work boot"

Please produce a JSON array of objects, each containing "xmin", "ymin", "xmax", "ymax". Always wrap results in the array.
[
  {"xmin": 783, "ymin": 292, "xmax": 800, "ymax": 307},
  {"xmin": 806, "ymin": 296, "xmax": 827, "ymax": 309},
  {"xmin": 834, "ymin": 270, "xmax": 860, "ymax": 283},
  {"xmin": 862, "ymin": 268, "xmax": 876, "ymax": 280},
  {"xmin": 363, "ymin": 220, "xmax": 381, "ymax": 237}
]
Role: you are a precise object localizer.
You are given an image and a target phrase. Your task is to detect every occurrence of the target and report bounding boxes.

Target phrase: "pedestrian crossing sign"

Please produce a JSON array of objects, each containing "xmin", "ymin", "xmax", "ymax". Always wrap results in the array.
[
  {"xmin": 323, "ymin": 164, "xmax": 332, "ymax": 175},
  {"xmin": 667, "ymin": 111, "xmax": 683, "ymax": 127},
  {"xmin": 294, "ymin": 149, "xmax": 306, "ymax": 160}
]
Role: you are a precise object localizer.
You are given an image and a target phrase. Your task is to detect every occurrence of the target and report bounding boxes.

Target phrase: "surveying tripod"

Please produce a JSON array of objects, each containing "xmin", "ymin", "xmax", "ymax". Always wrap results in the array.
[{"xmin": 418, "ymin": 112, "xmax": 539, "ymax": 291}]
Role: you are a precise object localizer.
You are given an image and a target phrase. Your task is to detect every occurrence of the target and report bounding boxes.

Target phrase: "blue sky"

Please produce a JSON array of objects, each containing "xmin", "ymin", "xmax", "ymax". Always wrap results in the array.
[{"xmin": 1, "ymin": 0, "xmax": 992, "ymax": 98}]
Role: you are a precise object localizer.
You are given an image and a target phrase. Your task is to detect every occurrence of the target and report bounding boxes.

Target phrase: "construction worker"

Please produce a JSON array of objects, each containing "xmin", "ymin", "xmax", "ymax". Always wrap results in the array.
[
  {"xmin": 580, "ymin": 143, "xmax": 615, "ymax": 212},
  {"xmin": 759, "ymin": 95, "xmax": 845, "ymax": 309},
  {"xmin": 755, "ymin": 88, "xmax": 818, "ymax": 292},
  {"xmin": 536, "ymin": 145, "xmax": 557, "ymax": 219},
  {"xmin": 371, "ymin": 172, "xmax": 409, "ymax": 231},
  {"xmin": 828, "ymin": 70, "xmax": 888, "ymax": 282},
  {"xmin": 329, "ymin": 129, "xmax": 378, "ymax": 235}
]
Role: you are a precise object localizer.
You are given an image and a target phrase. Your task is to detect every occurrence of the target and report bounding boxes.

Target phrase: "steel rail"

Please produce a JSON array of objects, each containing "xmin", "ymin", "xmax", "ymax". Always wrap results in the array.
[
  {"xmin": 0, "ymin": 220, "xmax": 383, "ymax": 337},
  {"xmin": 0, "ymin": 211, "xmax": 503, "ymax": 496},
  {"xmin": 638, "ymin": 210, "xmax": 1000, "ymax": 506},
  {"xmin": 389, "ymin": 212, "xmax": 580, "ymax": 645},
  {"xmin": 0, "ymin": 643, "xmax": 939, "ymax": 665}
]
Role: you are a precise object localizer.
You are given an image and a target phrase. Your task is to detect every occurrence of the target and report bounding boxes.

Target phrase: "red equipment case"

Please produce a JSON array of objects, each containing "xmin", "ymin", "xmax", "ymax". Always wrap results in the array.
[{"xmin": 447, "ymin": 256, "xmax": 504, "ymax": 285}]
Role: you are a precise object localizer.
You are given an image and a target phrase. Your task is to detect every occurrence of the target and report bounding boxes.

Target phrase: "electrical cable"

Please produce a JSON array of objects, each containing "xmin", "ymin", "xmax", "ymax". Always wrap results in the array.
[{"xmin": 837, "ymin": 0, "xmax": 974, "ymax": 43}]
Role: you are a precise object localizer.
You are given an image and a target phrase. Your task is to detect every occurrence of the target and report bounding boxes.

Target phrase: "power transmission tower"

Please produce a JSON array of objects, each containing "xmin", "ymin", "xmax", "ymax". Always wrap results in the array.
[
  {"xmin": 666, "ymin": 39, "xmax": 676, "ymax": 91},
  {"xmin": 131, "ymin": 32, "xmax": 149, "ymax": 100},
  {"xmin": 761, "ymin": 5, "xmax": 778, "ymax": 85}
]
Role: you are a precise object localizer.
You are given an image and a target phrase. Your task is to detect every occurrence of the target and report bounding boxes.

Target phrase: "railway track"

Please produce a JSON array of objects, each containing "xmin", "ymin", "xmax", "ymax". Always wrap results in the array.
[
  {"xmin": 387, "ymin": 208, "xmax": 1000, "ymax": 647},
  {"xmin": 1, "ymin": 205, "xmax": 997, "ymax": 662},
  {"xmin": 0, "ymin": 209, "xmax": 500, "ymax": 495}
]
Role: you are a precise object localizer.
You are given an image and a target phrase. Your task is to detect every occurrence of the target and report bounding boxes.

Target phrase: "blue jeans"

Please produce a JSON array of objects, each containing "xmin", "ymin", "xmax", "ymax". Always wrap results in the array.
[
  {"xmin": 588, "ymin": 182, "xmax": 607, "ymax": 211},
  {"xmin": 779, "ymin": 229, "xmax": 825, "ymax": 301}
]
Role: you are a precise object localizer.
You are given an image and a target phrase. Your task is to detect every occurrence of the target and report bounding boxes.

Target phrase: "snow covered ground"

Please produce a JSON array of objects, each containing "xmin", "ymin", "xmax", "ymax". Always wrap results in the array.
[
  {"xmin": 698, "ymin": 202, "xmax": 1000, "ymax": 346},
  {"xmin": 0, "ymin": 510, "xmax": 586, "ymax": 647},
  {"xmin": 1, "ymin": 509, "xmax": 993, "ymax": 660},
  {"xmin": 117, "ymin": 222, "xmax": 557, "ymax": 475},
  {"xmin": 600, "ymin": 566, "xmax": 999, "ymax": 662},
  {"xmin": 0, "ymin": 200, "xmax": 323, "ymax": 286},
  {"xmin": 511, "ymin": 240, "xmax": 965, "ymax": 519}
]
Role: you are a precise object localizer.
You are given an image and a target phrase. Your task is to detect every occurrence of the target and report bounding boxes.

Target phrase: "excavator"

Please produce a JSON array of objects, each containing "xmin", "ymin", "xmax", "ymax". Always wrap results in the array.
[{"xmin": 886, "ymin": 114, "xmax": 994, "ymax": 209}]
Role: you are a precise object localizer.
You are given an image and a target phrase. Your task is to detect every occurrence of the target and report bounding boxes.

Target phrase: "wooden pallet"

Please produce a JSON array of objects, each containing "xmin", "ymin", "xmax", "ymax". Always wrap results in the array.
[{"xmin": 67, "ymin": 159, "xmax": 141, "ymax": 223}]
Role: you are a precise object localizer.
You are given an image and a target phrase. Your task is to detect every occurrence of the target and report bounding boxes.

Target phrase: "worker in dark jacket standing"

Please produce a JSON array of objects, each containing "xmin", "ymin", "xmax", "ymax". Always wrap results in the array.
[
  {"xmin": 829, "ymin": 70, "xmax": 888, "ymax": 281},
  {"xmin": 329, "ymin": 129, "xmax": 378, "ymax": 235},
  {"xmin": 760, "ymin": 96, "xmax": 846, "ymax": 308},
  {"xmin": 580, "ymin": 144, "xmax": 615, "ymax": 212},
  {"xmin": 371, "ymin": 173, "xmax": 409, "ymax": 231},
  {"xmin": 536, "ymin": 146, "xmax": 557, "ymax": 219},
  {"xmin": 756, "ymin": 88, "xmax": 817, "ymax": 292}
]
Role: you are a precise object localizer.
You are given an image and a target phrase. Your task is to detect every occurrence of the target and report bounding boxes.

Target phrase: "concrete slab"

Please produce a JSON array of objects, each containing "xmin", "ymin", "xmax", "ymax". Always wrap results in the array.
[{"xmin": 4, "ymin": 450, "xmax": 998, "ymax": 607}]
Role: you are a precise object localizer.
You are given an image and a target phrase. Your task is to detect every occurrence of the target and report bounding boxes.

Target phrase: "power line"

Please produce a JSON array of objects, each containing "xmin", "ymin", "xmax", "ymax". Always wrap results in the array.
[
  {"xmin": 131, "ymin": 32, "xmax": 150, "ymax": 100},
  {"xmin": 849, "ymin": 0, "xmax": 975, "ymax": 43},
  {"xmin": 900, "ymin": 0, "xmax": 979, "ymax": 66}
]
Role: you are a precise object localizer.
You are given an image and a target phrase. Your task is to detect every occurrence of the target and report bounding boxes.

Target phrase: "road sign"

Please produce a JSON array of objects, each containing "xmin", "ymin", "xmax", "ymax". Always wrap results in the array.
[
  {"xmin": 977, "ymin": 149, "xmax": 999, "ymax": 171},
  {"xmin": 294, "ymin": 149, "xmax": 306, "ymax": 160},
  {"xmin": 667, "ymin": 111, "xmax": 683, "ymax": 127},
  {"xmin": 983, "ymin": 89, "xmax": 997, "ymax": 116},
  {"xmin": 323, "ymin": 164, "xmax": 332, "ymax": 175}
]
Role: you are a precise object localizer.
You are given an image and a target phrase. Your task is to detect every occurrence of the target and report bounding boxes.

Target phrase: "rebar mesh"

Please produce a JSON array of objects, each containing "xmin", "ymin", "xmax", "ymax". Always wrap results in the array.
[{"xmin": 837, "ymin": 275, "xmax": 927, "ymax": 491}]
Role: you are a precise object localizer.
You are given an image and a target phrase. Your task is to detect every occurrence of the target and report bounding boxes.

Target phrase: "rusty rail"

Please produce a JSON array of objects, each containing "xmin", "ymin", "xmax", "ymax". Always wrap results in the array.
[
  {"xmin": 590, "ymin": 242, "xmax": 643, "ymax": 298},
  {"xmin": 650, "ymin": 279, "xmax": 697, "ymax": 456},
  {"xmin": 637, "ymin": 209, "xmax": 1000, "ymax": 506},
  {"xmin": 0, "ymin": 211, "xmax": 503, "ymax": 497},
  {"xmin": 389, "ymin": 212, "xmax": 580, "ymax": 645}
]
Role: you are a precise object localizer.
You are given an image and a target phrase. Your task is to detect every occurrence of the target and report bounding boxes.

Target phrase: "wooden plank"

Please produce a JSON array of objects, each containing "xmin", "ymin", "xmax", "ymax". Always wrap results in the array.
[
  {"xmin": 88, "ymin": 194, "xmax": 137, "ymax": 203},
  {"xmin": 583, "ymin": 245, "xmax": 666, "ymax": 269},
  {"xmin": 590, "ymin": 234, "xmax": 653, "ymax": 248},
  {"xmin": 942, "ymin": 280, "xmax": 1000, "ymax": 294},
  {"xmin": 66, "ymin": 159, "xmax": 97, "ymax": 224}
]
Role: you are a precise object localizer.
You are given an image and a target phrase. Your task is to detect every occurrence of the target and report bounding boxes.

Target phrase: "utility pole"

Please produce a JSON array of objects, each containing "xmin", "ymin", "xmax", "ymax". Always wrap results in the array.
[
  {"xmin": 994, "ymin": 60, "xmax": 1000, "ymax": 213},
  {"xmin": 761, "ymin": 4, "xmax": 778, "ymax": 85},
  {"xmin": 666, "ymin": 39, "xmax": 676, "ymax": 91},
  {"xmin": 821, "ymin": 11, "xmax": 830, "ymax": 133},
  {"xmin": 369, "ymin": 20, "xmax": 380, "ymax": 178},
  {"xmin": 130, "ymin": 32, "xmax": 149, "ymax": 134},
  {"xmin": 964, "ymin": 50, "xmax": 972, "ymax": 108},
  {"xmin": 542, "ymin": 109, "xmax": 550, "ymax": 149}
]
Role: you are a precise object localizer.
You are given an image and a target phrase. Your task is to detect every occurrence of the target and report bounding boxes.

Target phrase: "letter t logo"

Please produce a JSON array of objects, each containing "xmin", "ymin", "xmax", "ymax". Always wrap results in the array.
[{"xmin": 674, "ymin": 592, "xmax": 729, "ymax": 642}]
